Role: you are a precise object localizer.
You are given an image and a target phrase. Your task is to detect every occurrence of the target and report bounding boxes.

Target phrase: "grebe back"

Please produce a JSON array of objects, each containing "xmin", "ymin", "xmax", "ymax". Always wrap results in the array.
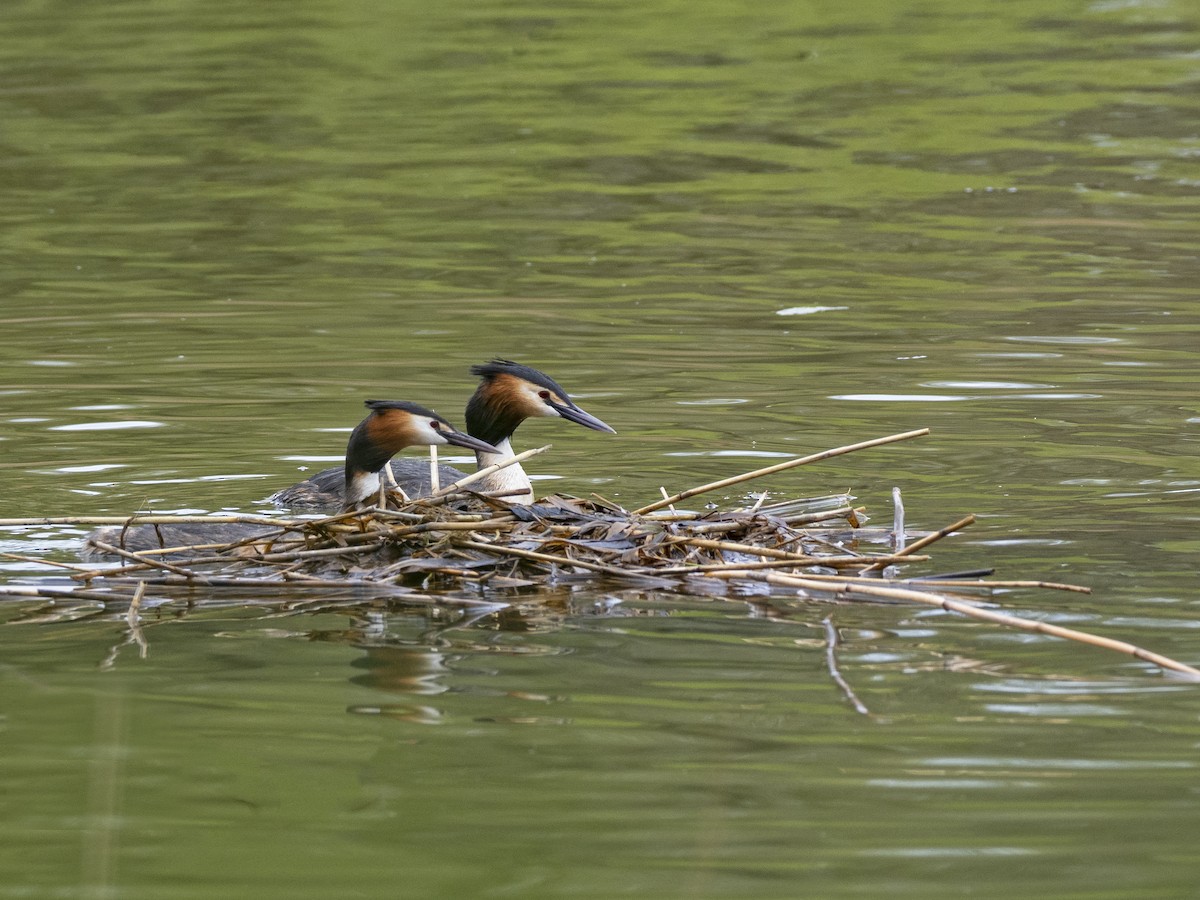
[{"xmin": 85, "ymin": 400, "xmax": 497, "ymax": 556}]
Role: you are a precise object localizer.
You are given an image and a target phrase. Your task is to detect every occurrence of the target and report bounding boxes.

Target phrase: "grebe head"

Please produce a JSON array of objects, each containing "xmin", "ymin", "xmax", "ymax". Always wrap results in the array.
[
  {"xmin": 465, "ymin": 359, "xmax": 616, "ymax": 445},
  {"xmin": 344, "ymin": 400, "xmax": 499, "ymax": 508}
]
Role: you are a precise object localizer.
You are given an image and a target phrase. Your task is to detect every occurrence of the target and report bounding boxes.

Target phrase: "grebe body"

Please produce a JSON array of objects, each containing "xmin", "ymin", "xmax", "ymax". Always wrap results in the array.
[{"xmin": 85, "ymin": 400, "xmax": 496, "ymax": 555}]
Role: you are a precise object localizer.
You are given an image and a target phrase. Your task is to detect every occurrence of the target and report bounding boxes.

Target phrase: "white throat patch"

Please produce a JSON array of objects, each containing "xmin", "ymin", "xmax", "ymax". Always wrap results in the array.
[{"xmin": 346, "ymin": 470, "xmax": 382, "ymax": 508}]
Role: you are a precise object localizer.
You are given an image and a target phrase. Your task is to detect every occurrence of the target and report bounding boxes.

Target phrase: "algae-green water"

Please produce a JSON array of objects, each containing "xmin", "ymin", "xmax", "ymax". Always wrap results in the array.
[{"xmin": 2, "ymin": 0, "xmax": 1199, "ymax": 896}]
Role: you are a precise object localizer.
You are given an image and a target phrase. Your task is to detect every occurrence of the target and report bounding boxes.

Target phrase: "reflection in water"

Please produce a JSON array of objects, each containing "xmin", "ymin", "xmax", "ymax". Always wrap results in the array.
[{"xmin": 341, "ymin": 592, "xmax": 615, "ymax": 722}]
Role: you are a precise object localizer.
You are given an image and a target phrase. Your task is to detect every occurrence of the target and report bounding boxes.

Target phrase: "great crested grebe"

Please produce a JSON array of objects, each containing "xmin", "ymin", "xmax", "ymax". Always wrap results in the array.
[
  {"xmin": 335, "ymin": 399, "xmax": 501, "ymax": 510},
  {"xmin": 269, "ymin": 359, "xmax": 615, "ymax": 510},
  {"xmin": 85, "ymin": 400, "xmax": 498, "ymax": 555}
]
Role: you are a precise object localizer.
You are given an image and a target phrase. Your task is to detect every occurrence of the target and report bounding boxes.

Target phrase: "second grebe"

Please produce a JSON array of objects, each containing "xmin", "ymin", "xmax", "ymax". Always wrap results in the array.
[
  {"xmin": 85, "ymin": 400, "xmax": 498, "ymax": 555},
  {"xmin": 270, "ymin": 360, "xmax": 615, "ymax": 509},
  {"xmin": 336, "ymin": 399, "xmax": 501, "ymax": 510}
]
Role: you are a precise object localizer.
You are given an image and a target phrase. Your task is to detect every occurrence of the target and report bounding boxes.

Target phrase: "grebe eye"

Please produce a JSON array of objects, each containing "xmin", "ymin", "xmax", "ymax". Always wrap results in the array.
[
  {"xmin": 429, "ymin": 420, "xmax": 441, "ymax": 429},
  {"xmin": 538, "ymin": 390, "xmax": 551, "ymax": 400}
]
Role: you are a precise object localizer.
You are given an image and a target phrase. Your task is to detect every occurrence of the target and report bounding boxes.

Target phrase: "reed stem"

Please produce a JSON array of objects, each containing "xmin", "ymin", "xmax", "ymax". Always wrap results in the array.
[{"xmin": 633, "ymin": 428, "xmax": 930, "ymax": 515}]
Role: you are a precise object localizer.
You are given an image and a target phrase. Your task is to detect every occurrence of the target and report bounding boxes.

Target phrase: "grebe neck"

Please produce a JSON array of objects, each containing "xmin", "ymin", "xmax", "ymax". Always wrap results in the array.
[{"xmin": 344, "ymin": 469, "xmax": 382, "ymax": 510}]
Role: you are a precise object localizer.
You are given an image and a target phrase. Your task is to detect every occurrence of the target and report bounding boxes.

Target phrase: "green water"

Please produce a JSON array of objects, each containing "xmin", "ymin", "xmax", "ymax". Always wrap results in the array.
[{"xmin": 3, "ymin": 0, "xmax": 1200, "ymax": 896}]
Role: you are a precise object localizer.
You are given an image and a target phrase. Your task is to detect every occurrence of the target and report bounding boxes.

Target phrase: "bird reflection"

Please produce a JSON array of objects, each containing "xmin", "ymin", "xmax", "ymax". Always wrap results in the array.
[{"xmin": 328, "ymin": 589, "xmax": 582, "ymax": 723}]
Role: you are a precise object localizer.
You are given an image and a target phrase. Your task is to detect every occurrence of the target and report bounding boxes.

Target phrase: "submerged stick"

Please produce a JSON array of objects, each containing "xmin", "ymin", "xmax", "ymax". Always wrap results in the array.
[
  {"xmin": 634, "ymin": 428, "xmax": 931, "ymax": 515},
  {"xmin": 714, "ymin": 570, "xmax": 1200, "ymax": 680},
  {"xmin": 823, "ymin": 616, "xmax": 870, "ymax": 715}
]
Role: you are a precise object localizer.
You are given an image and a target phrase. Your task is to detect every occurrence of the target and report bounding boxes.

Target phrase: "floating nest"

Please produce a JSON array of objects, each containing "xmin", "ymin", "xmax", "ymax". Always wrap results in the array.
[
  {"xmin": 89, "ymin": 489, "xmax": 881, "ymax": 591},
  {"xmin": 3, "ymin": 428, "xmax": 1198, "ymax": 681}
]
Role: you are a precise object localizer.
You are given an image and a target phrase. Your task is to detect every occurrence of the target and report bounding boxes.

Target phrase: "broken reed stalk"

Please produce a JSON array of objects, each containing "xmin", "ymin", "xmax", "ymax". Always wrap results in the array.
[
  {"xmin": 858, "ymin": 513, "xmax": 976, "ymax": 575},
  {"xmin": 779, "ymin": 506, "xmax": 864, "ymax": 526},
  {"xmin": 891, "ymin": 513, "xmax": 976, "ymax": 559},
  {"xmin": 633, "ymin": 428, "xmax": 931, "ymax": 515},
  {"xmin": 89, "ymin": 540, "xmax": 208, "ymax": 582},
  {"xmin": 0, "ymin": 551, "xmax": 95, "ymax": 573},
  {"xmin": 823, "ymin": 616, "xmax": 870, "ymax": 715},
  {"xmin": 127, "ymin": 580, "xmax": 145, "ymax": 629},
  {"xmin": 432, "ymin": 445, "xmax": 550, "ymax": 496},
  {"xmin": 901, "ymin": 577, "xmax": 1091, "ymax": 594},
  {"xmin": 713, "ymin": 570, "xmax": 1200, "ymax": 679}
]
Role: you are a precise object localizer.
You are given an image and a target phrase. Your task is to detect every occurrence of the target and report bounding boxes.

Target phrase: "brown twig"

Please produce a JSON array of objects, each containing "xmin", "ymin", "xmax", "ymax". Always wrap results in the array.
[
  {"xmin": 88, "ymin": 540, "xmax": 210, "ymax": 582},
  {"xmin": 0, "ymin": 551, "xmax": 95, "ymax": 572}
]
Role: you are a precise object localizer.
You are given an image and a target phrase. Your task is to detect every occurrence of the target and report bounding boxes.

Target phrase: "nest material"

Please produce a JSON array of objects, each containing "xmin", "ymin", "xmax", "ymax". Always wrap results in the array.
[
  {"xmin": 4, "ymin": 427, "xmax": 1199, "ymax": 680},
  {"xmin": 79, "ymin": 429, "xmax": 940, "ymax": 591},
  {"xmin": 89, "ymin": 489, "xmax": 886, "ymax": 591}
]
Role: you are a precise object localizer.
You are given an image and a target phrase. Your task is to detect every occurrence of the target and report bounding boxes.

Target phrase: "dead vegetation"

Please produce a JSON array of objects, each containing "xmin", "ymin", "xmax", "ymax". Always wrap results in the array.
[{"xmin": 3, "ymin": 427, "xmax": 1198, "ymax": 682}]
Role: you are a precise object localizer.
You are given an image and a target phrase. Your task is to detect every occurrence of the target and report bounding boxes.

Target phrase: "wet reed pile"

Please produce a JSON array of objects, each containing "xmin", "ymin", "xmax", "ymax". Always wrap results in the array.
[{"xmin": 3, "ymin": 427, "xmax": 1199, "ymax": 679}]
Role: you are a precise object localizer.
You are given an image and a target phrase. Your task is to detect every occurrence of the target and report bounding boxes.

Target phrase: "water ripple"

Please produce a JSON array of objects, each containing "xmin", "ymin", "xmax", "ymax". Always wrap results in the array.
[
  {"xmin": 775, "ymin": 305, "xmax": 848, "ymax": 316},
  {"xmin": 830, "ymin": 393, "xmax": 968, "ymax": 402},
  {"xmin": 50, "ymin": 421, "xmax": 164, "ymax": 431}
]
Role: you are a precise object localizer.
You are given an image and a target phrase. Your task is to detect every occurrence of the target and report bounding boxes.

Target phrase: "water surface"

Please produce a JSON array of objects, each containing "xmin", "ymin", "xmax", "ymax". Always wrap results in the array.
[{"xmin": 2, "ymin": 0, "xmax": 1200, "ymax": 896}]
